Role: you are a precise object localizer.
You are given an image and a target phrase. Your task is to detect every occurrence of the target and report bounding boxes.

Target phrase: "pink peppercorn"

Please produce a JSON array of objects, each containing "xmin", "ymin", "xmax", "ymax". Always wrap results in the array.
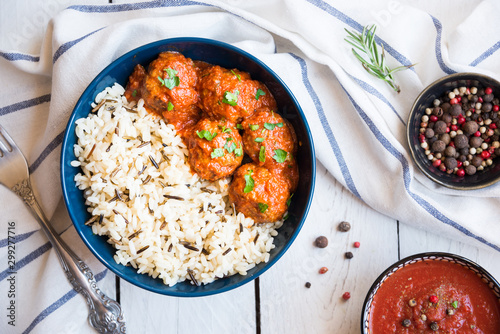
[
  {"xmin": 353, "ymin": 241, "xmax": 360, "ymax": 248},
  {"xmin": 342, "ymin": 292, "xmax": 351, "ymax": 300},
  {"xmin": 429, "ymin": 295, "xmax": 439, "ymax": 303},
  {"xmin": 456, "ymin": 169, "xmax": 465, "ymax": 177},
  {"xmin": 485, "ymin": 87, "xmax": 493, "ymax": 95},
  {"xmin": 319, "ymin": 267, "xmax": 328, "ymax": 274}
]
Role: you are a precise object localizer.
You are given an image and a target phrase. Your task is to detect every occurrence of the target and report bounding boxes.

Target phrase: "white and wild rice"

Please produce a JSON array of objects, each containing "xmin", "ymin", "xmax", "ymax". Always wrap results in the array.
[{"xmin": 73, "ymin": 83, "xmax": 282, "ymax": 286}]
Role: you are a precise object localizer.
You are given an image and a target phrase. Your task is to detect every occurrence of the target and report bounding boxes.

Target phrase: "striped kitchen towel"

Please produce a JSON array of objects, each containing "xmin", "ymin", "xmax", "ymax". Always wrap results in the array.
[{"xmin": 1, "ymin": 0, "xmax": 500, "ymax": 332}]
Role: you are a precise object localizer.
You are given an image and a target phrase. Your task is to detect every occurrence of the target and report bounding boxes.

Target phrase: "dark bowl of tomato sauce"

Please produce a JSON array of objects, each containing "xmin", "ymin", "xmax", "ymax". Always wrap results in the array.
[{"xmin": 361, "ymin": 252, "xmax": 500, "ymax": 333}]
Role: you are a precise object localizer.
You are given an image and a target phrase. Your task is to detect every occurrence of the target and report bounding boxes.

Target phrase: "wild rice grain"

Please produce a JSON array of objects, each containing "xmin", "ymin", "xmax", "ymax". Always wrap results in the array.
[
  {"xmin": 149, "ymin": 155, "xmax": 159, "ymax": 169},
  {"xmin": 137, "ymin": 245, "xmax": 149, "ymax": 254}
]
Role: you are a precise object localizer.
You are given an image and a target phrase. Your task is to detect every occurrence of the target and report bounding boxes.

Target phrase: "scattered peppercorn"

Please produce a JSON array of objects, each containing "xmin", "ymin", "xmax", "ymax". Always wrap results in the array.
[
  {"xmin": 430, "ymin": 322, "xmax": 439, "ymax": 331},
  {"xmin": 402, "ymin": 319, "xmax": 411, "ymax": 327},
  {"xmin": 447, "ymin": 308, "xmax": 455, "ymax": 316},
  {"xmin": 319, "ymin": 267, "xmax": 328, "ymax": 274},
  {"xmin": 342, "ymin": 292, "xmax": 351, "ymax": 300},
  {"xmin": 314, "ymin": 236, "xmax": 328, "ymax": 248},
  {"xmin": 345, "ymin": 251, "xmax": 354, "ymax": 259},
  {"xmin": 429, "ymin": 295, "xmax": 439, "ymax": 303},
  {"xmin": 305, "ymin": 282, "xmax": 311, "ymax": 288},
  {"xmin": 353, "ymin": 241, "xmax": 360, "ymax": 248},
  {"xmin": 338, "ymin": 221, "xmax": 351, "ymax": 232},
  {"xmin": 421, "ymin": 314, "xmax": 427, "ymax": 321},
  {"xmin": 408, "ymin": 299, "xmax": 417, "ymax": 307}
]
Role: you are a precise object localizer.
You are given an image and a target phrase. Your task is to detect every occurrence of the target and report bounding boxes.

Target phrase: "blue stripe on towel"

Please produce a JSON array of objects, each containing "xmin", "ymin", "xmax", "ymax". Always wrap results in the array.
[
  {"xmin": 29, "ymin": 130, "xmax": 65, "ymax": 174},
  {"xmin": 430, "ymin": 15, "xmax": 456, "ymax": 75},
  {"xmin": 343, "ymin": 87, "xmax": 500, "ymax": 252},
  {"xmin": 0, "ymin": 52, "xmax": 39, "ymax": 62},
  {"xmin": 305, "ymin": 0, "xmax": 415, "ymax": 71},
  {"xmin": 0, "ymin": 242, "xmax": 51, "ymax": 281},
  {"xmin": 469, "ymin": 40, "xmax": 500, "ymax": 67},
  {"xmin": 53, "ymin": 27, "xmax": 106, "ymax": 64},
  {"xmin": 0, "ymin": 230, "xmax": 37, "ymax": 248},
  {"xmin": 289, "ymin": 53, "xmax": 361, "ymax": 199},
  {"xmin": 348, "ymin": 74, "xmax": 405, "ymax": 125},
  {"xmin": 22, "ymin": 269, "xmax": 108, "ymax": 334},
  {"xmin": 68, "ymin": 0, "xmax": 206, "ymax": 13},
  {"xmin": 0, "ymin": 94, "xmax": 51, "ymax": 116}
]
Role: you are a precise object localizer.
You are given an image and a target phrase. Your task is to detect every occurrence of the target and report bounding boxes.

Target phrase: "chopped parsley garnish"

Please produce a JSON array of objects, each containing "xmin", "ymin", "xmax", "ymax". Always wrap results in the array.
[
  {"xmin": 255, "ymin": 88, "xmax": 266, "ymax": 100},
  {"xmin": 211, "ymin": 148, "xmax": 225, "ymax": 159},
  {"xmin": 244, "ymin": 172, "xmax": 254, "ymax": 193},
  {"xmin": 224, "ymin": 138, "xmax": 237, "ymax": 153},
  {"xmin": 255, "ymin": 137, "xmax": 264, "ymax": 143},
  {"xmin": 236, "ymin": 124, "xmax": 243, "ymax": 130},
  {"xmin": 283, "ymin": 213, "xmax": 289, "ymax": 220},
  {"xmin": 167, "ymin": 101, "xmax": 174, "ymax": 111},
  {"xmin": 234, "ymin": 144, "xmax": 243, "ymax": 157},
  {"xmin": 132, "ymin": 89, "xmax": 137, "ymax": 97},
  {"xmin": 222, "ymin": 90, "xmax": 239, "ymax": 106},
  {"xmin": 158, "ymin": 68, "xmax": 180, "ymax": 89},
  {"xmin": 273, "ymin": 149, "xmax": 287, "ymax": 163},
  {"xmin": 231, "ymin": 70, "xmax": 241, "ymax": 81},
  {"xmin": 258, "ymin": 203, "xmax": 269, "ymax": 213},
  {"xmin": 196, "ymin": 130, "xmax": 217, "ymax": 141},
  {"xmin": 219, "ymin": 125, "xmax": 231, "ymax": 134},
  {"xmin": 263, "ymin": 122, "xmax": 284, "ymax": 130},
  {"xmin": 259, "ymin": 146, "xmax": 266, "ymax": 162},
  {"xmin": 451, "ymin": 301, "xmax": 458, "ymax": 309},
  {"xmin": 249, "ymin": 124, "xmax": 259, "ymax": 131},
  {"xmin": 287, "ymin": 193, "xmax": 294, "ymax": 206}
]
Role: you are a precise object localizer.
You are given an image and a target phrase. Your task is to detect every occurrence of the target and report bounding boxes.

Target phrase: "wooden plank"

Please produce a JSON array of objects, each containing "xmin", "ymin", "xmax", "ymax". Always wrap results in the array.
[
  {"xmin": 120, "ymin": 279, "xmax": 256, "ymax": 333},
  {"xmin": 259, "ymin": 162, "xmax": 399, "ymax": 333}
]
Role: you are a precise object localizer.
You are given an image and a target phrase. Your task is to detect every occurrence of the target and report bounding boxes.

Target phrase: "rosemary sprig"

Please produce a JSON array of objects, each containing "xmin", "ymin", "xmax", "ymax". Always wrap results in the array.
[{"xmin": 344, "ymin": 25, "xmax": 413, "ymax": 93}]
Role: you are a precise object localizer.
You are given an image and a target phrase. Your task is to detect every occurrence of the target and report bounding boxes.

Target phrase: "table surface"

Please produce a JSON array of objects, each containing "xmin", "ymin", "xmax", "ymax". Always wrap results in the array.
[{"xmin": 2, "ymin": 1, "xmax": 500, "ymax": 333}]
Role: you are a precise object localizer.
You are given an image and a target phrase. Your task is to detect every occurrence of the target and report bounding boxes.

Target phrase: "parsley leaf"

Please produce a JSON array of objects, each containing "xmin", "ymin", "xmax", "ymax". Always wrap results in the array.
[
  {"xmin": 132, "ymin": 89, "xmax": 137, "ymax": 97},
  {"xmin": 287, "ymin": 193, "xmax": 294, "ymax": 206},
  {"xmin": 264, "ymin": 122, "xmax": 284, "ymax": 130},
  {"xmin": 258, "ymin": 203, "xmax": 268, "ymax": 213},
  {"xmin": 249, "ymin": 124, "xmax": 259, "ymax": 131},
  {"xmin": 259, "ymin": 146, "xmax": 266, "ymax": 162},
  {"xmin": 222, "ymin": 90, "xmax": 239, "ymax": 106},
  {"xmin": 234, "ymin": 144, "xmax": 243, "ymax": 157},
  {"xmin": 451, "ymin": 301, "xmax": 458, "ymax": 309},
  {"xmin": 167, "ymin": 101, "xmax": 174, "ymax": 111},
  {"xmin": 196, "ymin": 130, "xmax": 217, "ymax": 141},
  {"xmin": 236, "ymin": 124, "xmax": 243, "ymax": 130},
  {"xmin": 224, "ymin": 138, "xmax": 237, "ymax": 153},
  {"xmin": 255, "ymin": 137, "xmax": 264, "ymax": 143},
  {"xmin": 162, "ymin": 68, "xmax": 180, "ymax": 89},
  {"xmin": 231, "ymin": 70, "xmax": 241, "ymax": 81},
  {"xmin": 276, "ymin": 122, "xmax": 284, "ymax": 127},
  {"xmin": 211, "ymin": 148, "xmax": 225, "ymax": 159},
  {"xmin": 244, "ymin": 172, "xmax": 254, "ymax": 193},
  {"xmin": 255, "ymin": 88, "xmax": 266, "ymax": 100},
  {"xmin": 219, "ymin": 125, "xmax": 231, "ymax": 134},
  {"xmin": 273, "ymin": 149, "xmax": 287, "ymax": 163}
]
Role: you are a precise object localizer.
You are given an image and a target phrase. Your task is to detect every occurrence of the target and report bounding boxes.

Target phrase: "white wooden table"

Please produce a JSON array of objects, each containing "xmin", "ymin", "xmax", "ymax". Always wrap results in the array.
[{"xmin": 2, "ymin": 1, "xmax": 499, "ymax": 333}]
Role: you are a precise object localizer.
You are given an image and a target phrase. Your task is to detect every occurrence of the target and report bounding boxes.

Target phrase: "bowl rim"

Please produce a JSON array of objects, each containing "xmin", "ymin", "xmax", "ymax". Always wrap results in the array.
[
  {"xmin": 406, "ymin": 72, "xmax": 500, "ymax": 190},
  {"xmin": 360, "ymin": 251, "xmax": 500, "ymax": 333},
  {"xmin": 60, "ymin": 37, "xmax": 316, "ymax": 296}
]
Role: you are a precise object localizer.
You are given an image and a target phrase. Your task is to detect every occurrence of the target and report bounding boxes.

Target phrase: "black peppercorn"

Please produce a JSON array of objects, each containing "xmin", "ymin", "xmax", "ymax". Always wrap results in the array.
[
  {"xmin": 305, "ymin": 282, "xmax": 311, "ymax": 288},
  {"xmin": 471, "ymin": 156, "xmax": 483, "ymax": 167},
  {"xmin": 439, "ymin": 133, "xmax": 451, "ymax": 145},
  {"xmin": 454, "ymin": 134, "xmax": 469, "ymax": 149},
  {"xmin": 432, "ymin": 107, "xmax": 443, "ymax": 117},
  {"xmin": 484, "ymin": 93, "xmax": 494, "ymax": 102},
  {"xmin": 430, "ymin": 322, "xmax": 439, "ymax": 331},
  {"xmin": 424, "ymin": 128, "xmax": 435, "ymax": 138},
  {"xmin": 442, "ymin": 113, "xmax": 452, "ymax": 124},
  {"xmin": 470, "ymin": 136, "xmax": 483, "ymax": 148},
  {"xmin": 314, "ymin": 236, "xmax": 328, "ymax": 248},
  {"xmin": 338, "ymin": 221, "xmax": 351, "ymax": 232},
  {"xmin": 444, "ymin": 157, "xmax": 458, "ymax": 169},
  {"xmin": 450, "ymin": 104, "xmax": 462, "ymax": 116},
  {"xmin": 345, "ymin": 251, "xmax": 353, "ymax": 259},
  {"xmin": 462, "ymin": 121, "xmax": 479, "ymax": 135},
  {"xmin": 444, "ymin": 146, "xmax": 456, "ymax": 157},
  {"xmin": 434, "ymin": 120, "xmax": 447, "ymax": 134},
  {"xmin": 432, "ymin": 140, "xmax": 446, "ymax": 153},
  {"xmin": 402, "ymin": 319, "xmax": 411, "ymax": 327}
]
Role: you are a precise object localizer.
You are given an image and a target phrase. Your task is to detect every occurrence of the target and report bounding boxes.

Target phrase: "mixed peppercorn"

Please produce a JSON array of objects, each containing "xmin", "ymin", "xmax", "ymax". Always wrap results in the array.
[{"xmin": 418, "ymin": 85, "xmax": 500, "ymax": 176}]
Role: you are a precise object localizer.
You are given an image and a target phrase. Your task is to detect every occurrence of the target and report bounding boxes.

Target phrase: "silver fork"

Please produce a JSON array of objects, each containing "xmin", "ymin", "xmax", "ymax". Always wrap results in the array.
[{"xmin": 0, "ymin": 125, "xmax": 126, "ymax": 333}]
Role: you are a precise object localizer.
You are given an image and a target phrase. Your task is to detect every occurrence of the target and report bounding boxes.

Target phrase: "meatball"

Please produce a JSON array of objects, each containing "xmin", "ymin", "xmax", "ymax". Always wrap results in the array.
[
  {"xmin": 185, "ymin": 118, "xmax": 244, "ymax": 181},
  {"xmin": 229, "ymin": 163, "xmax": 291, "ymax": 223},
  {"xmin": 198, "ymin": 65, "xmax": 277, "ymax": 123},
  {"xmin": 241, "ymin": 107, "xmax": 297, "ymax": 167},
  {"xmin": 124, "ymin": 64, "xmax": 147, "ymax": 103},
  {"xmin": 275, "ymin": 159, "xmax": 299, "ymax": 193},
  {"xmin": 140, "ymin": 52, "xmax": 201, "ymax": 131}
]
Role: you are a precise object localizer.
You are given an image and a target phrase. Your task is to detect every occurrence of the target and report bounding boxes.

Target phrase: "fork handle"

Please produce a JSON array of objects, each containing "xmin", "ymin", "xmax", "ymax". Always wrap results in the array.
[{"xmin": 13, "ymin": 178, "xmax": 126, "ymax": 334}]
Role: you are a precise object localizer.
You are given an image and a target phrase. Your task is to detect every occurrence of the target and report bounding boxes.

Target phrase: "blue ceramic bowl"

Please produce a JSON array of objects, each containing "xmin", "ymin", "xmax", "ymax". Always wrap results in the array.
[{"xmin": 60, "ymin": 38, "xmax": 315, "ymax": 296}]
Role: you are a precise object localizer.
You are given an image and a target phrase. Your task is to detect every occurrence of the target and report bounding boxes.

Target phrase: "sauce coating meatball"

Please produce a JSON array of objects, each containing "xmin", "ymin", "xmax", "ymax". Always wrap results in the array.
[
  {"xmin": 229, "ymin": 163, "xmax": 291, "ymax": 224},
  {"xmin": 241, "ymin": 107, "xmax": 297, "ymax": 167},
  {"xmin": 198, "ymin": 65, "xmax": 277, "ymax": 123},
  {"xmin": 185, "ymin": 118, "xmax": 244, "ymax": 181},
  {"xmin": 129, "ymin": 52, "xmax": 201, "ymax": 132}
]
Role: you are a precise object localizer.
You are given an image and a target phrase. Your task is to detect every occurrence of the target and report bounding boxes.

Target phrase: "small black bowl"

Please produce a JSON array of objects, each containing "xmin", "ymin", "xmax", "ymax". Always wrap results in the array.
[
  {"xmin": 361, "ymin": 252, "xmax": 500, "ymax": 333},
  {"xmin": 407, "ymin": 72, "xmax": 500, "ymax": 189}
]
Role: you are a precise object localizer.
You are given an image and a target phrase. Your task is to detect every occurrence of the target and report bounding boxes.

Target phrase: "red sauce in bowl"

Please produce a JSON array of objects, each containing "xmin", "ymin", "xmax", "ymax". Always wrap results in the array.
[{"xmin": 369, "ymin": 259, "xmax": 500, "ymax": 333}]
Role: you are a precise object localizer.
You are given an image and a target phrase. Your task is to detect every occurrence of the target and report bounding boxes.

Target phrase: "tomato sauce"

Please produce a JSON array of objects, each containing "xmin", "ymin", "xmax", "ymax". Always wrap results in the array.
[{"xmin": 369, "ymin": 259, "xmax": 500, "ymax": 333}]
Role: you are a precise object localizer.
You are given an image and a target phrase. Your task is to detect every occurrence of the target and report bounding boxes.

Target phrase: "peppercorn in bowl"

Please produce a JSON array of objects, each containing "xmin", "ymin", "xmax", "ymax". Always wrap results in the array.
[{"xmin": 407, "ymin": 72, "xmax": 500, "ymax": 189}]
